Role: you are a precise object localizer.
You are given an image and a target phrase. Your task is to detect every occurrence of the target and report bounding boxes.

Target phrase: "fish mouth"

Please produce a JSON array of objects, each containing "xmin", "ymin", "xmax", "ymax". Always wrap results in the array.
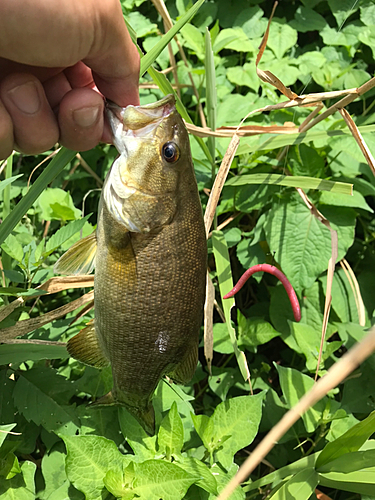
[{"xmin": 106, "ymin": 94, "xmax": 176, "ymax": 149}]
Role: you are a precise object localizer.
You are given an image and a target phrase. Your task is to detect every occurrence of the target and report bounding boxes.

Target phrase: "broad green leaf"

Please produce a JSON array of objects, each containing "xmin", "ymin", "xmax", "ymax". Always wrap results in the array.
[
  {"xmin": 0, "ymin": 342, "xmax": 68, "ymax": 365},
  {"xmin": 264, "ymin": 195, "xmax": 355, "ymax": 293},
  {"xmin": 318, "ymin": 469, "xmax": 375, "ymax": 496},
  {"xmin": 268, "ymin": 22, "xmax": 298, "ymax": 59},
  {"xmin": 226, "ymin": 173, "xmax": 352, "ymax": 195},
  {"xmin": 175, "ymin": 457, "xmax": 218, "ymax": 495},
  {"xmin": 328, "ymin": 0, "xmax": 359, "ymax": 28},
  {"xmin": 234, "ymin": 6, "xmax": 266, "ymax": 39},
  {"xmin": 132, "ymin": 460, "xmax": 199, "ymax": 500},
  {"xmin": 213, "ymin": 28, "xmax": 255, "ymax": 53},
  {"xmin": 45, "ymin": 215, "xmax": 91, "ymax": 253},
  {"xmin": 158, "ymin": 401, "xmax": 184, "ymax": 458},
  {"xmin": 181, "ymin": 23, "xmax": 205, "ymax": 59},
  {"xmin": 212, "ymin": 393, "xmax": 264, "ymax": 469},
  {"xmin": 191, "ymin": 414, "xmax": 214, "ymax": 452},
  {"xmin": 276, "ymin": 365, "xmax": 326, "ymax": 433},
  {"xmin": 291, "ymin": 322, "xmax": 324, "ymax": 372},
  {"xmin": 0, "ymin": 453, "xmax": 21, "ymax": 480},
  {"xmin": 126, "ymin": 11, "xmax": 157, "ymax": 38},
  {"xmin": 1, "ymin": 234, "xmax": 23, "ymax": 263},
  {"xmin": 77, "ymin": 406, "xmax": 122, "ymax": 446},
  {"xmin": 39, "ymin": 188, "xmax": 81, "ymax": 221},
  {"xmin": 316, "ymin": 411, "xmax": 375, "ymax": 468},
  {"xmin": 0, "ymin": 148, "xmax": 76, "ymax": 246},
  {"xmin": 320, "ymin": 268, "xmax": 360, "ymax": 324},
  {"xmin": 13, "ymin": 370, "xmax": 80, "ymax": 433},
  {"xmin": 210, "ymin": 462, "xmax": 245, "ymax": 500},
  {"xmin": 360, "ymin": 3, "xmax": 375, "ymax": 26},
  {"xmin": 40, "ymin": 445, "xmax": 69, "ymax": 500},
  {"xmin": 238, "ymin": 313, "xmax": 280, "ymax": 348},
  {"xmin": 236, "ymin": 240, "xmax": 266, "ymax": 283},
  {"xmin": 270, "ymin": 468, "xmax": 319, "ymax": 500},
  {"xmin": 318, "ymin": 449, "xmax": 375, "ymax": 474},
  {"xmin": 61, "ymin": 435, "xmax": 123, "ymax": 500},
  {"xmin": 0, "ymin": 460, "xmax": 36, "ymax": 499},
  {"xmin": 0, "ymin": 175, "xmax": 23, "ymax": 195},
  {"xmin": 291, "ymin": 6, "xmax": 327, "ymax": 32},
  {"xmin": 358, "ymin": 26, "xmax": 375, "ymax": 59},
  {"xmin": 0, "ymin": 424, "xmax": 16, "ymax": 449},
  {"xmin": 104, "ymin": 461, "xmax": 136, "ymax": 499},
  {"xmin": 140, "ymin": 0, "xmax": 205, "ymax": 76},
  {"xmin": 212, "ymin": 230, "xmax": 248, "ymax": 380},
  {"xmin": 226, "ymin": 63, "xmax": 259, "ymax": 92},
  {"xmin": 320, "ymin": 24, "xmax": 362, "ymax": 49}
]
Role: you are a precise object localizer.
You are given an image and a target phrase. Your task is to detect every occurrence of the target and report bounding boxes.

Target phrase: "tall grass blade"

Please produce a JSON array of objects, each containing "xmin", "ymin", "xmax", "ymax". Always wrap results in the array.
[
  {"xmin": 140, "ymin": 0, "xmax": 205, "ymax": 76},
  {"xmin": 0, "ymin": 148, "xmax": 76, "ymax": 246}
]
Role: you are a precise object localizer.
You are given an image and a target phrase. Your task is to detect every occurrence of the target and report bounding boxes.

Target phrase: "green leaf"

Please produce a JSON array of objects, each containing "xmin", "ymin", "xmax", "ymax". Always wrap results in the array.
[
  {"xmin": 0, "ymin": 342, "xmax": 68, "ymax": 365},
  {"xmin": 213, "ymin": 28, "xmax": 255, "ymax": 53},
  {"xmin": 40, "ymin": 445, "xmax": 69, "ymax": 500},
  {"xmin": 318, "ymin": 469, "xmax": 375, "ymax": 496},
  {"xmin": 212, "ymin": 393, "xmax": 264, "ymax": 469},
  {"xmin": 1, "ymin": 234, "xmax": 23, "ymax": 263},
  {"xmin": 268, "ymin": 22, "xmax": 298, "ymax": 59},
  {"xmin": 264, "ymin": 195, "xmax": 356, "ymax": 293},
  {"xmin": 270, "ymin": 468, "xmax": 319, "ymax": 500},
  {"xmin": 181, "ymin": 23, "xmax": 205, "ymax": 59},
  {"xmin": 210, "ymin": 462, "xmax": 245, "ymax": 500},
  {"xmin": 226, "ymin": 63, "xmax": 259, "ymax": 91},
  {"xmin": 13, "ymin": 370, "xmax": 80, "ymax": 433},
  {"xmin": 318, "ymin": 449, "xmax": 375, "ymax": 474},
  {"xmin": 226, "ymin": 173, "xmax": 352, "ymax": 195},
  {"xmin": 158, "ymin": 401, "xmax": 184, "ymax": 458},
  {"xmin": 0, "ymin": 424, "xmax": 16, "ymax": 449},
  {"xmin": 0, "ymin": 460, "xmax": 36, "ymax": 499},
  {"xmin": 39, "ymin": 188, "xmax": 81, "ymax": 221},
  {"xmin": 175, "ymin": 457, "xmax": 218, "ymax": 495},
  {"xmin": 238, "ymin": 315, "xmax": 280, "ymax": 348},
  {"xmin": 0, "ymin": 175, "xmax": 23, "ymax": 195},
  {"xmin": 191, "ymin": 414, "xmax": 214, "ymax": 452},
  {"xmin": 140, "ymin": 0, "xmax": 205, "ymax": 76},
  {"xmin": 61, "ymin": 434, "xmax": 123, "ymax": 500},
  {"xmin": 132, "ymin": 460, "xmax": 199, "ymax": 500},
  {"xmin": 291, "ymin": 6, "xmax": 327, "ymax": 32},
  {"xmin": 276, "ymin": 365, "xmax": 326, "ymax": 433},
  {"xmin": 45, "ymin": 216, "xmax": 91, "ymax": 253},
  {"xmin": 328, "ymin": 0, "xmax": 359, "ymax": 28},
  {"xmin": 212, "ymin": 230, "xmax": 248, "ymax": 380},
  {"xmin": 0, "ymin": 148, "xmax": 76, "ymax": 246},
  {"xmin": 316, "ymin": 411, "xmax": 375, "ymax": 468}
]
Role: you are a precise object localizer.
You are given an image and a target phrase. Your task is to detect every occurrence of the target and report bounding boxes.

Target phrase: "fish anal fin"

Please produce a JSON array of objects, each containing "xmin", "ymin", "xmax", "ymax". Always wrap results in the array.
[
  {"xmin": 168, "ymin": 344, "xmax": 198, "ymax": 385},
  {"xmin": 67, "ymin": 320, "xmax": 109, "ymax": 368},
  {"xmin": 54, "ymin": 232, "xmax": 97, "ymax": 276}
]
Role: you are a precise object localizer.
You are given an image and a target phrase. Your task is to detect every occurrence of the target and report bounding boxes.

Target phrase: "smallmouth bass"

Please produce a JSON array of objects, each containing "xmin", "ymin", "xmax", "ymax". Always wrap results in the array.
[{"xmin": 55, "ymin": 95, "xmax": 207, "ymax": 434}]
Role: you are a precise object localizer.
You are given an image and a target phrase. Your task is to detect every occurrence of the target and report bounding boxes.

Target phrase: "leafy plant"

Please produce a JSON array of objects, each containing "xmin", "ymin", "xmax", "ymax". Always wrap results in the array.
[{"xmin": 1, "ymin": 1, "xmax": 375, "ymax": 499}]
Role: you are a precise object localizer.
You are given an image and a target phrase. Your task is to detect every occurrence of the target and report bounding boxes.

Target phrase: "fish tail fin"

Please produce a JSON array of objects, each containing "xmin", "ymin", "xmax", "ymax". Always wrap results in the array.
[
  {"xmin": 67, "ymin": 320, "xmax": 109, "ymax": 368},
  {"xmin": 89, "ymin": 393, "xmax": 155, "ymax": 435},
  {"xmin": 54, "ymin": 231, "xmax": 97, "ymax": 275},
  {"xmin": 130, "ymin": 403, "xmax": 155, "ymax": 435}
]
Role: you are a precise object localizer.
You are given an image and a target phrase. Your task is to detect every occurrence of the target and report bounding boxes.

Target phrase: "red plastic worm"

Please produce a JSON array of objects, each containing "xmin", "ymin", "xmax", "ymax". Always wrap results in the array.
[{"xmin": 223, "ymin": 264, "xmax": 301, "ymax": 322}]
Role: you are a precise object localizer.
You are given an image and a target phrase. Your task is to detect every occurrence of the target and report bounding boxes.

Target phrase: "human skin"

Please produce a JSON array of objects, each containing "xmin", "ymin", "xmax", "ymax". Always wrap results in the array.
[{"xmin": 0, "ymin": 0, "xmax": 140, "ymax": 160}]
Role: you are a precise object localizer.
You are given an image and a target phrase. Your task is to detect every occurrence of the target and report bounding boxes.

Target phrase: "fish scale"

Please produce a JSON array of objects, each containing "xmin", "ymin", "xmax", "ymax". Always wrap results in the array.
[{"xmin": 55, "ymin": 95, "xmax": 207, "ymax": 433}]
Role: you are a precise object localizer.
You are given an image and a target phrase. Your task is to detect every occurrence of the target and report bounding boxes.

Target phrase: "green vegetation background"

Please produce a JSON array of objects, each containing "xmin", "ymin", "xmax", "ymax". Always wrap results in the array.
[{"xmin": 1, "ymin": 0, "xmax": 375, "ymax": 499}]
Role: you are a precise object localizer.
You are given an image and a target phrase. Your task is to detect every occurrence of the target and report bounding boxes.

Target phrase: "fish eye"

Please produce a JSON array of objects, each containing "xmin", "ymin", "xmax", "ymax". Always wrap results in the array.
[{"xmin": 162, "ymin": 142, "xmax": 180, "ymax": 163}]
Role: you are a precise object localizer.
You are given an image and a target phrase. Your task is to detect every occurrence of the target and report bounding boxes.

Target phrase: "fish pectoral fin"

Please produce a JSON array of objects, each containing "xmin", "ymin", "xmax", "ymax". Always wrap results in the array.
[
  {"xmin": 54, "ymin": 232, "xmax": 97, "ymax": 275},
  {"xmin": 67, "ymin": 320, "xmax": 109, "ymax": 368},
  {"xmin": 167, "ymin": 344, "xmax": 198, "ymax": 385}
]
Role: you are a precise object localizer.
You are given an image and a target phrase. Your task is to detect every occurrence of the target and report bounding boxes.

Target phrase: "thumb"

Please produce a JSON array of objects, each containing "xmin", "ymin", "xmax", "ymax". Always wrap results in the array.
[{"xmin": 83, "ymin": 3, "xmax": 140, "ymax": 107}]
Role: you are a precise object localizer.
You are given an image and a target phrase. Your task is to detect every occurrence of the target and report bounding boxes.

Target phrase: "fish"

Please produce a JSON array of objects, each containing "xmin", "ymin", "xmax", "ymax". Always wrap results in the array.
[{"xmin": 55, "ymin": 95, "xmax": 207, "ymax": 434}]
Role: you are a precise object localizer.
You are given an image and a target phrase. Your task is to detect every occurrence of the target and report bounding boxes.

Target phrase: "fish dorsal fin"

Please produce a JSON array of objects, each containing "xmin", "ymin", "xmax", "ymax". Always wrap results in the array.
[
  {"xmin": 54, "ymin": 232, "xmax": 97, "ymax": 275},
  {"xmin": 167, "ymin": 344, "xmax": 198, "ymax": 385},
  {"xmin": 67, "ymin": 320, "xmax": 109, "ymax": 368}
]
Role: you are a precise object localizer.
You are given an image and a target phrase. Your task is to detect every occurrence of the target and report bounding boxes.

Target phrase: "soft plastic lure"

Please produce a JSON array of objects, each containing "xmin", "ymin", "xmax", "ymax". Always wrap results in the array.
[{"xmin": 223, "ymin": 264, "xmax": 301, "ymax": 322}]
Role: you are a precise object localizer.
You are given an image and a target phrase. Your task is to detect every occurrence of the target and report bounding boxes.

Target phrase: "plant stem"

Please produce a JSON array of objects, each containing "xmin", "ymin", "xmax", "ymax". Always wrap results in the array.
[{"xmin": 2, "ymin": 154, "xmax": 13, "ymax": 287}]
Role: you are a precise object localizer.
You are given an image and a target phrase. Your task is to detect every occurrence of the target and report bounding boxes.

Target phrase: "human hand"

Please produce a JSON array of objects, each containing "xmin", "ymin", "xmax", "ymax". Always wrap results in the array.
[{"xmin": 0, "ymin": 0, "xmax": 140, "ymax": 160}]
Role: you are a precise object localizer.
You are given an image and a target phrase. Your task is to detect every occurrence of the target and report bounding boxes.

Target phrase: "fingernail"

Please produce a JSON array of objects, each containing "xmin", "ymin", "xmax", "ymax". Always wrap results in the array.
[
  {"xmin": 7, "ymin": 81, "xmax": 41, "ymax": 114},
  {"xmin": 73, "ymin": 106, "xmax": 100, "ymax": 128}
]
